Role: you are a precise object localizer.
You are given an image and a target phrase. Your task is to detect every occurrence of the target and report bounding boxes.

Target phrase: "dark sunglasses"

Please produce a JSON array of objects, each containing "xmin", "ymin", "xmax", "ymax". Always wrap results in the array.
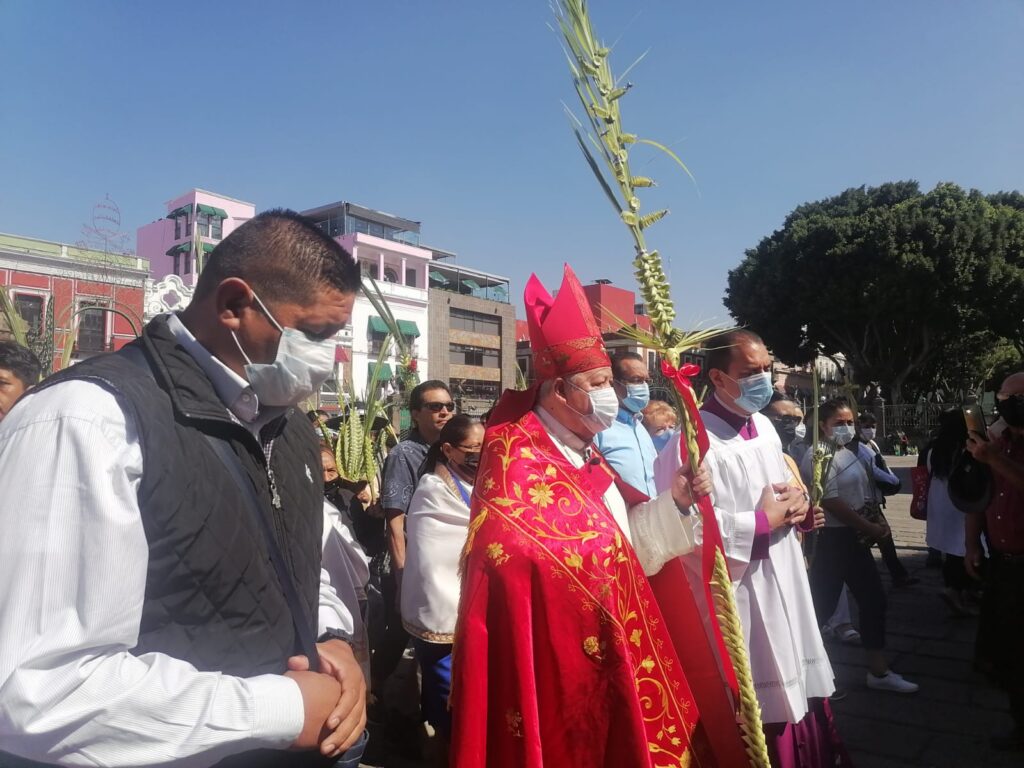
[
  {"xmin": 422, "ymin": 402, "xmax": 456, "ymax": 413},
  {"xmin": 771, "ymin": 415, "xmax": 803, "ymax": 426}
]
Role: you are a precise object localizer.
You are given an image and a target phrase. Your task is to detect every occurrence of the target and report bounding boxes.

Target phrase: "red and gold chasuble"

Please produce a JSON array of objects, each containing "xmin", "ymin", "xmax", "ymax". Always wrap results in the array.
[{"xmin": 451, "ymin": 410, "xmax": 715, "ymax": 768}]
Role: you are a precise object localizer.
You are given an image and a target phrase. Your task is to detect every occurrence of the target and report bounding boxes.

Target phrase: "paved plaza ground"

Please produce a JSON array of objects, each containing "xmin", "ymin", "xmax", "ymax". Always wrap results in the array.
[
  {"xmin": 829, "ymin": 455, "xmax": 1020, "ymax": 768},
  {"xmin": 367, "ymin": 455, "xmax": 1020, "ymax": 767}
]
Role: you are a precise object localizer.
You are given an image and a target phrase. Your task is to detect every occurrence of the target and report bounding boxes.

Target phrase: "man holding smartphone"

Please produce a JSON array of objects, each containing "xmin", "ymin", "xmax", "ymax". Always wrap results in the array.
[{"xmin": 966, "ymin": 371, "xmax": 1024, "ymax": 752}]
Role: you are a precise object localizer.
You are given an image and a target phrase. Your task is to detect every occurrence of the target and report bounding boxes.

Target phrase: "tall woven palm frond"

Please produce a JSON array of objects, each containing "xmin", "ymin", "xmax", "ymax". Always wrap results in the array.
[{"xmin": 554, "ymin": 2, "xmax": 769, "ymax": 764}]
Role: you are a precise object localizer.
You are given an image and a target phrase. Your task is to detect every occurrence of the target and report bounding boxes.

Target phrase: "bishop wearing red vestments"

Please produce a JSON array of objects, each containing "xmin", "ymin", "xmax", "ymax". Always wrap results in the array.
[{"xmin": 450, "ymin": 266, "xmax": 744, "ymax": 768}]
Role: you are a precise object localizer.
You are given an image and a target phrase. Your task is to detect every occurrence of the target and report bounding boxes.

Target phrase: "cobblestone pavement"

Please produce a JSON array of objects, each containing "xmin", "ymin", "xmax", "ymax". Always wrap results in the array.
[
  {"xmin": 366, "ymin": 455, "xmax": 1021, "ymax": 767},
  {"xmin": 830, "ymin": 456, "xmax": 1020, "ymax": 768}
]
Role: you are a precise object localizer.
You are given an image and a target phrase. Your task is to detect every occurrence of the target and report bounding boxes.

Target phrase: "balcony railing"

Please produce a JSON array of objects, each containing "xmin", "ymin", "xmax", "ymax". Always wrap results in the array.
[{"xmin": 428, "ymin": 274, "xmax": 510, "ymax": 304}]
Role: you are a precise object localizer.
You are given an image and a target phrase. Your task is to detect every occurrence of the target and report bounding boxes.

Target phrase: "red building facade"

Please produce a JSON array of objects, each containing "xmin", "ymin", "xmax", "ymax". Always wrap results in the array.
[{"xmin": 0, "ymin": 233, "xmax": 148, "ymax": 371}]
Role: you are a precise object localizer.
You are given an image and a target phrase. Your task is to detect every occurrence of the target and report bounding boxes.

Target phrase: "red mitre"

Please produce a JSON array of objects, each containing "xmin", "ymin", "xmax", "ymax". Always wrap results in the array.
[
  {"xmin": 526, "ymin": 264, "xmax": 610, "ymax": 380},
  {"xmin": 486, "ymin": 265, "xmax": 610, "ymax": 430}
]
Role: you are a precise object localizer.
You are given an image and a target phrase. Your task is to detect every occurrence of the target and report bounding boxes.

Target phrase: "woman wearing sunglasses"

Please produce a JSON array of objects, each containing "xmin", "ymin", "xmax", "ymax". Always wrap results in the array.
[{"xmin": 400, "ymin": 414, "xmax": 484, "ymax": 764}]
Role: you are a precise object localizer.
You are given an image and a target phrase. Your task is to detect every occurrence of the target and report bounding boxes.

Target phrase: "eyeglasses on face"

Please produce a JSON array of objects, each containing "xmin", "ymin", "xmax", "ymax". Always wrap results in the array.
[{"xmin": 422, "ymin": 402, "xmax": 456, "ymax": 413}]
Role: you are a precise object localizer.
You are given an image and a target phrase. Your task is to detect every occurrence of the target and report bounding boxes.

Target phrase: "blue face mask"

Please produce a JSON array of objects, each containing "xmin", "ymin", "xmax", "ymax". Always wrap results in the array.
[
  {"xmin": 622, "ymin": 382, "xmax": 650, "ymax": 413},
  {"xmin": 651, "ymin": 429, "xmax": 674, "ymax": 453},
  {"xmin": 728, "ymin": 371, "xmax": 774, "ymax": 415}
]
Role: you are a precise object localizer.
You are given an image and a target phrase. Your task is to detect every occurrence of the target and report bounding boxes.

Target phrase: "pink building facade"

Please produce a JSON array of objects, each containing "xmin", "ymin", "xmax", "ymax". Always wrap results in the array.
[{"xmin": 136, "ymin": 189, "xmax": 254, "ymax": 286}]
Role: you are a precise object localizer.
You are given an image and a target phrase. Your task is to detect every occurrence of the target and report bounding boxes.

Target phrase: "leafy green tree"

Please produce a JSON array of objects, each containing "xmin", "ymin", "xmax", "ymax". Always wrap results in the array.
[{"xmin": 726, "ymin": 182, "xmax": 1024, "ymax": 403}]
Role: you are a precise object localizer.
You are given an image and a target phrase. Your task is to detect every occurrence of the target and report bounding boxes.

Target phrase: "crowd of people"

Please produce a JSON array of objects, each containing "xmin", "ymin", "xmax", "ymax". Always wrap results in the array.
[{"xmin": 0, "ymin": 211, "xmax": 1021, "ymax": 767}]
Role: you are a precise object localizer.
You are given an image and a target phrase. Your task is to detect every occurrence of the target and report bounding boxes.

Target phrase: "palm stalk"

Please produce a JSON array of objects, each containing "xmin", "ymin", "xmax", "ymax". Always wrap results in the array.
[
  {"xmin": 809, "ymin": 370, "xmax": 838, "ymax": 509},
  {"xmin": 514, "ymin": 363, "xmax": 529, "ymax": 391},
  {"xmin": 555, "ymin": 2, "xmax": 768, "ymax": 764},
  {"xmin": 35, "ymin": 298, "xmax": 55, "ymax": 375},
  {"xmin": 193, "ymin": 222, "xmax": 206, "ymax": 276},
  {"xmin": 363, "ymin": 276, "xmax": 420, "ymax": 402},
  {"xmin": 320, "ymin": 333, "xmax": 399, "ymax": 503},
  {"xmin": 806, "ymin": 371, "xmax": 838, "ymax": 568}
]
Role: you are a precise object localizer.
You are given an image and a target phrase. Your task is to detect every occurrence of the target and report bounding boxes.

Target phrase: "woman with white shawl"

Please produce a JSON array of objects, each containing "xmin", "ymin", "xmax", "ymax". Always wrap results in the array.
[{"xmin": 401, "ymin": 414, "xmax": 483, "ymax": 758}]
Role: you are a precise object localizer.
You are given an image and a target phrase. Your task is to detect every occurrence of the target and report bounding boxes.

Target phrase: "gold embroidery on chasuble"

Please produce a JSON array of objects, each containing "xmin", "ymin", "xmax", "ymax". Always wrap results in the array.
[{"xmin": 467, "ymin": 415, "xmax": 699, "ymax": 765}]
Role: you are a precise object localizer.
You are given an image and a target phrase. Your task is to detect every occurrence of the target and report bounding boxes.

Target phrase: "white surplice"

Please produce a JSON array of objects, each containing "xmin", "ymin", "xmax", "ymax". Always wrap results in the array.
[{"xmin": 659, "ymin": 410, "xmax": 834, "ymax": 725}]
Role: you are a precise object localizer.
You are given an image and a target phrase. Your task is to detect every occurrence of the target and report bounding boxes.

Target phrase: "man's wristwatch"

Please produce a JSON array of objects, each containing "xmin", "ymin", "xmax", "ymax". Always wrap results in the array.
[{"xmin": 317, "ymin": 627, "xmax": 356, "ymax": 647}]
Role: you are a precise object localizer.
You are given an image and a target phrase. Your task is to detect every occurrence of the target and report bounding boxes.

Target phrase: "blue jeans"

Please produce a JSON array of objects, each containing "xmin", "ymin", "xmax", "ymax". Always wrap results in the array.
[{"xmin": 413, "ymin": 638, "xmax": 453, "ymax": 741}]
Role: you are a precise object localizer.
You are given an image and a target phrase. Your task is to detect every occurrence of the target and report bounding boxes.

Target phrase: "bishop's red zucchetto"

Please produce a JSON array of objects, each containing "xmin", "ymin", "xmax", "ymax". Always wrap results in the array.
[{"xmin": 525, "ymin": 264, "xmax": 611, "ymax": 380}]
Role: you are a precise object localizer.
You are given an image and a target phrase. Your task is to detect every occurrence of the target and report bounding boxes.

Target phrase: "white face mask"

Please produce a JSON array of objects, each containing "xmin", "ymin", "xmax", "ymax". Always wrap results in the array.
[
  {"xmin": 860, "ymin": 427, "xmax": 876, "ymax": 442},
  {"xmin": 233, "ymin": 293, "xmax": 336, "ymax": 407},
  {"xmin": 794, "ymin": 423, "xmax": 807, "ymax": 441},
  {"xmin": 831, "ymin": 424, "xmax": 856, "ymax": 446},
  {"xmin": 564, "ymin": 377, "xmax": 619, "ymax": 433}
]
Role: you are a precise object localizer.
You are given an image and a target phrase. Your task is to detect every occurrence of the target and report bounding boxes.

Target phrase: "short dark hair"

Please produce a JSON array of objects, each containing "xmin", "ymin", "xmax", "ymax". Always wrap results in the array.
[
  {"xmin": 410, "ymin": 379, "xmax": 451, "ymax": 411},
  {"xmin": 858, "ymin": 412, "xmax": 877, "ymax": 426},
  {"xmin": 0, "ymin": 341, "xmax": 42, "ymax": 386},
  {"xmin": 194, "ymin": 209, "xmax": 362, "ymax": 303},
  {"xmin": 611, "ymin": 351, "xmax": 645, "ymax": 380},
  {"xmin": 762, "ymin": 391, "xmax": 797, "ymax": 415},
  {"xmin": 705, "ymin": 329, "xmax": 764, "ymax": 376}
]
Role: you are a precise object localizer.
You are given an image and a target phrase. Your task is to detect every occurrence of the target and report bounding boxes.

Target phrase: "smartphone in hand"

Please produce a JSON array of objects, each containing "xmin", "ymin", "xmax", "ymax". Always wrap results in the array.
[{"xmin": 962, "ymin": 404, "xmax": 988, "ymax": 441}]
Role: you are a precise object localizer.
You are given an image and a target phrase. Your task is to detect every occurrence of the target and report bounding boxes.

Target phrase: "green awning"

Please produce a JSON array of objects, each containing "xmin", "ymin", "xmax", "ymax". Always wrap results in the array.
[
  {"xmin": 368, "ymin": 316, "xmax": 389, "ymax": 334},
  {"xmin": 368, "ymin": 362, "xmax": 393, "ymax": 381},
  {"xmin": 429, "ymin": 270, "xmax": 449, "ymax": 285},
  {"xmin": 196, "ymin": 203, "xmax": 228, "ymax": 218},
  {"xmin": 165, "ymin": 241, "xmax": 214, "ymax": 256},
  {"xmin": 397, "ymin": 319, "xmax": 420, "ymax": 338},
  {"xmin": 462, "ymin": 278, "xmax": 482, "ymax": 291},
  {"xmin": 165, "ymin": 242, "xmax": 190, "ymax": 256},
  {"xmin": 166, "ymin": 204, "xmax": 193, "ymax": 219}
]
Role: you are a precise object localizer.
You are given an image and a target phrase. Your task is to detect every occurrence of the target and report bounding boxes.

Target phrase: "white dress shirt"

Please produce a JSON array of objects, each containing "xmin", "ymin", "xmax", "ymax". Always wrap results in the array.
[
  {"xmin": 534, "ymin": 406, "xmax": 696, "ymax": 576},
  {"xmin": 0, "ymin": 315, "xmax": 355, "ymax": 766}
]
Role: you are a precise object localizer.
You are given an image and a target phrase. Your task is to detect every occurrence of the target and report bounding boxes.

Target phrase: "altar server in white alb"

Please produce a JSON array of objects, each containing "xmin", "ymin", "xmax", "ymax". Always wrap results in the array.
[{"xmin": 697, "ymin": 329, "xmax": 846, "ymax": 767}]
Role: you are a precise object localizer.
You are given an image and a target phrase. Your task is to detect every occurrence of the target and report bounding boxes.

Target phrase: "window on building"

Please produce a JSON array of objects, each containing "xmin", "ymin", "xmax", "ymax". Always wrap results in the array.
[
  {"xmin": 449, "ymin": 308, "xmax": 501, "ymax": 336},
  {"xmin": 320, "ymin": 378, "xmax": 340, "ymax": 402},
  {"xmin": 405, "ymin": 268, "xmax": 417, "ymax": 287},
  {"xmin": 196, "ymin": 213, "xmax": 212, "ymax": 238},
  {"xmin": 455, "ymin": 379, "xmax": 500, "ymax": 402},
  {"xmin": 174, "ymin": 218, "xmax": 182, "ymax": 240},
  {"xmin": 383, "ymin": 267, "xmax": 399, "ymax": 283},
  {"xmin": 369, "ymin": 330, "xmax": 388, "ymax": 356},
  {"xmin": 171, "ymin": 253, "xmax": 181, "ymax": 275},
  {"xmin": 450, "ymin": 343, "xmax": 499, "ymax": 368},
  {"xmin": 183, "ymin": 253, "xmax": 191, "ymax": 274},
  {"xmin": 76, "ymin": 302, "xmax": 107, "ymax": 354},
  {"xmin": 13, "ymin": 294, "xmax": 44, "ymax": 337},
  {"xmin": 361, "ymin": 262, "xmax": 379, "ymax": 280},
  {"xmin": 211, "ymin": 216, "xmax": 223, "ymax": 240}
]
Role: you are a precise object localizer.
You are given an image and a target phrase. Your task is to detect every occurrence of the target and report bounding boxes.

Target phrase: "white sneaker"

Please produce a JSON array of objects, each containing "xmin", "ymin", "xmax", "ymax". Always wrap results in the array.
[{"xmin": 866, "ymin": 670, "xmax": 919, "ymax": 694}]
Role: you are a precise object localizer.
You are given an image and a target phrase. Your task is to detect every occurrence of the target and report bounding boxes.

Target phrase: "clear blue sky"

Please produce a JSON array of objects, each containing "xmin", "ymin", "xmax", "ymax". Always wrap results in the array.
[{"xmin": 2, "ymin": 1, "xmax": 1022, "ymax": 323}]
